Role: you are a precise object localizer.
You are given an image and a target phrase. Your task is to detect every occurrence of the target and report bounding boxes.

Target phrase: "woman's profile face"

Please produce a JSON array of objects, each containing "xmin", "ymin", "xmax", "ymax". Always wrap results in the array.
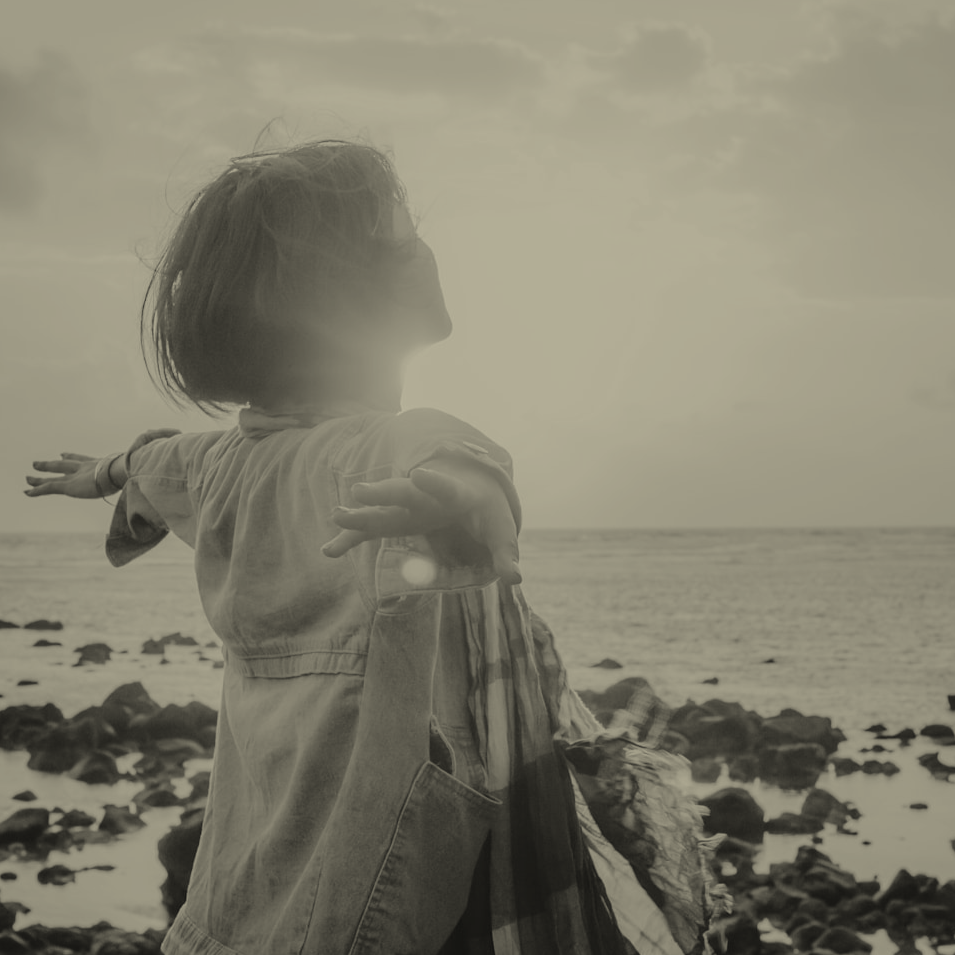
[{"xmin": 388, "ymin": 204, "xmax": 453, "ymax": 345}]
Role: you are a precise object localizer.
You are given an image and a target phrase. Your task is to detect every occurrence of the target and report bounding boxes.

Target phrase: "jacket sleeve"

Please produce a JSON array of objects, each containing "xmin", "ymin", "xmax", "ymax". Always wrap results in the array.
[{"xmin": 105, "ymin": 431, "xmax": 223, "ymax": 567}]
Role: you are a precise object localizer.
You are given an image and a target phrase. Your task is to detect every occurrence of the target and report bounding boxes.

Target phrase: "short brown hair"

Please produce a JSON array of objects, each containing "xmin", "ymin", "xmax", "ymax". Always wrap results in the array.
[{"xmin": 141, "ymin": 139, "xmax": 412, "ymax": 412}]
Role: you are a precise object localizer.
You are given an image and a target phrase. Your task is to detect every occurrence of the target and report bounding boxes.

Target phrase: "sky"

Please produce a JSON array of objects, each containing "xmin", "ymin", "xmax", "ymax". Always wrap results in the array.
[{"xmin": 2, "ymin": 0, "xmax": 954, "ymax": 532}]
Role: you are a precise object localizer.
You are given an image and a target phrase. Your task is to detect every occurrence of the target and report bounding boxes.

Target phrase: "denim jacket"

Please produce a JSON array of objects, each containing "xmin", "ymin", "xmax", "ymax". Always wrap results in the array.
[{"xmin": 106, "ymin": 405, "xmax": 520, "ymax": 955}]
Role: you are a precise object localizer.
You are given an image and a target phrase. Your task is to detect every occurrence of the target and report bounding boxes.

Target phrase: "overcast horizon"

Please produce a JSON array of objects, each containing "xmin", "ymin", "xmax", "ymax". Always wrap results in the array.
[{"xmin": 3, "ymin": 0, "xmax": 954, "ymax": 534}]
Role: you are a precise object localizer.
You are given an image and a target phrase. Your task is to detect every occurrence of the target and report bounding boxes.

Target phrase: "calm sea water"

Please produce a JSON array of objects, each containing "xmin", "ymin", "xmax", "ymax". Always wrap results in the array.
[{"xmin": 1, "ymin": 528, "xmax": 953, "ymax": 940}]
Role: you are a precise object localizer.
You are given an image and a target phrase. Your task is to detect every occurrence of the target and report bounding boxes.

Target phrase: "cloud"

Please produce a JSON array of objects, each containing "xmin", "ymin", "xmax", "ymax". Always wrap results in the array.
[
  {"xmin": 590, "ymin": 23, "xmax": 710, "ymax": 93},
  {"xmin": 672, "ymin": 12, "xmax": 955, "ymax": 300},
  {"xmin": 0, "ymin": 52, "xmax": 90, "ymax": 214},
  {"xmin": 149, "ymin": 26, "xmax": 544, "ymax": 106}
]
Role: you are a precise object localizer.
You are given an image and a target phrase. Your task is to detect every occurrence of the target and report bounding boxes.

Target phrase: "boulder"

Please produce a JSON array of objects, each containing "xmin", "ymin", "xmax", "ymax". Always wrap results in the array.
[
  {"xmin": 134, "ymin": 702, "xmax": 217, "ymax": 744},
  {"xmin": 759, "ymin": 711, "xmax": 845, "ymax": 754},
  {"xmin": 813, "ymin": 926, "xmax": 872, "ymax": 953},
  {"xmin": 698, "ymin": 788, "xmax": 764, "ymax": 843},
  {"xmin": 727, "ymin": 754, "xmax": 759, "ymax": 783},
  {"xmin": 66, "ymin": 751, "xmax": 122, "ymax": 786},
  {"xmin": 829, "ymin": 757, "xmax": 861, "ymax": 776},
  {"xmin": 690, "ymin": 757, "xmax": 722, "ymax": 783},
  {"xmin": 32, "ymin": 640, "xmax": 61, "ymax": 648},
  {"xmin": 23, "ymin": 620, "xmax": 63, "ymax": 631},
  {"xmin": 26, "ymin": 715, "xmax": 117, "ymax": 774},
  {"xmin": 764, "ymin": 812, "xmax": 822, "ymax": 835},
  {"xmin": 920, "ymin": 723, "xmax": 954, "ymax": 740},
  {"xmin": 99, "ymin": 806, "xmax": 146, "ymax": 836},
  {"xmin": 801, "ymin": 789, "xmax": 860, "ymax": 830},
  {"xmin": 73, "ymin": 643, "xmax": 113, "ymax": 666},
  {"xmin": 0, "ymin": 703, "xmax": 65, "ymax": 750},
  {"xmin": 0, "ymin": 808, "xmax": 50, "ymax": 847},
  {"xmin": 158, "ymin": 808, "xmax": 204, "ymax": 918},
  {"xmin": 56, "ymin": 809, "xmax": 97, "ymax": 829},
  {"xmin": 709, "ymin": 914, "xmax": 760, "ymax": 955},
  {"xmin": 0, "ymin": 620, "xmax": 20, "ymax": 629},
  {"xmin": 578, "ymin": 677, "xmax": 659, "ymax": 726},
  {"xmin": 591, "ymin": 658, "xmax": 623, "ymax": 669},
  {"xmin": 11, "ymin": 792, "xmax": 35, "ymax": 803},
  {"xmin": 669, "ymin": 700, "xmax": 761, "ymax": 759},
  {"xmin": 790, "ymin": 920, "xmax": 827, "ymax": 952},
  {"xmin": 759, "ymin": 743, "xmax": 828, "ymax": 789}
]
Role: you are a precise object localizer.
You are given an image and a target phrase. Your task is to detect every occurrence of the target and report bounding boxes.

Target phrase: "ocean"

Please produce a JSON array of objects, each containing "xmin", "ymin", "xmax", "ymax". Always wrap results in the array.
[{"xmin": 1, "ymin": 528, "xmax": 954, "ymax": 946}]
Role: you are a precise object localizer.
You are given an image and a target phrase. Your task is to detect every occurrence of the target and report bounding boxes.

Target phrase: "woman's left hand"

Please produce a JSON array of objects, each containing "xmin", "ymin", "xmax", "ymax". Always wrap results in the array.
[{"xmin": 322, "ymin": 464, "xmax": 522, "ymax": 585}]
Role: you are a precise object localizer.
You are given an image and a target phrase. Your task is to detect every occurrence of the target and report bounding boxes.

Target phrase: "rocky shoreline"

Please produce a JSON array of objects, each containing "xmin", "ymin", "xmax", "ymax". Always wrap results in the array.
[{"xmin": 0, "ymin": 665, "xmax": 953, "ymax": 954}]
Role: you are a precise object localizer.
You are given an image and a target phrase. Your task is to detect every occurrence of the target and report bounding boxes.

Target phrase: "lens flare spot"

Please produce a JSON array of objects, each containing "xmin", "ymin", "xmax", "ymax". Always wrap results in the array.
[{"xmin": 401, "ymin": 556, "xmax": 437, "ymax": 587}]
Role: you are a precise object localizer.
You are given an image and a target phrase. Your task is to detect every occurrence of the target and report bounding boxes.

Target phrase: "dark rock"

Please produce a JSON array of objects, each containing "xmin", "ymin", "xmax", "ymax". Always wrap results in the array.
[
  {"xmin": 794, "ymin": 897, "xmax": 831, "ymax": 923},
  {"xmin": 158, "ymin": 808, "xmax": 204, "ymax": 918},
  {"xmin": 0, "ymin": 808, "xmax": 49, "ymax": 846},
  {"xmin": 670, "ymin": 700, "xmax": 761, "ymax": 759},
  {"xmin": 89, "ymin": 926, "xmax": 164, "ymax": 955},
  {"xmin": 878, "ymin": 869, "xmax": 920, "ymax": 907},
  {"xmin": 764, "ymin": 813, "xmax": 822, "ymax": 835},
  {"xmin": 690, "ymin": 757, "xmax": 722, "ymax": 783},
  {"xmin": 702, "ymin": 677, "xmax": 719, "ymax": 685},
  {"xmin": 11, "ymin": 792, "xmax": 36, "ymax": 803},
  {"xmin": 727, "ymin": 754, "xmax": 759, "ymax": 783},
  {"xmin": 0, "ymin": 873, "xmax": 14, "ymax": 881},
  {"xmin": 760, "ymin": 743, "xmax": 828, "ymax": 789},
  {"xmin": 0, "ymin": 930, "xmax": 31, "ymax": 955},
  {"xmin": 161, "ymin": 632, "xmax": 198, "ymax": 647},
  {"xmin": 17, "ymin": 926, "xmax": 93, "ymax": 952},
  {"xmin": 790, "ymin": 920, "xmax": 827, "ymax": 952},
  {"xmin": 14, "ymin": 682, "xmax": 37, "ymax": 688},
  {"xmin": 56, "ymin": 809, "xmax": 97, "ymax": 828},
  {"xmin": 698, "ymin": 788, "xmax": 764, "ymax": 843},
  {"xmin": 0, "ymin": 620, "xmax": 20, "ymax": 629},
  {"xmin": 135, "ymin": 702, "xmax": 218, "ymax": 744},
  {"xmin": 23, "ymin": 620, "xmax": 63, "ymax": 631},
  {"xmin": 99, "ymin": 806, "xmax": 146, "ymax": 835},
  {"xmin": 0, "ymin": 904, "xmax": 15, "ymax": 933},
  {"xmin": 864, "ymin": 723, "xmax": 886, "ymax": 733},
  {"xmin": 813, "ymin": 926, "xmax": 872, "ymax": 953},
  {"xmin": 147, "ymin": 738, "xmax": 210, "ymax": 765},
  {"xmin": 32, "ymin": 639, "xmax": 61, "ymax": 648},
  {"xmin": 578, "ymin": 677, "xmax": 660, "ymax": 726},
  {"xmin": 917, "ymin": 752, "xmax": 955, "ymax": 779},
  {"xmin": 860, "ymin": 760, "xmax": 885, "ymax": 775},
  {"xmin": 909, "ymin": 802, "xmax": 929, "ymax": 810},
  {"xmin": 26, "ymin": 716, "xmax": 118, "ymax": 774},
  {"xmin": 829, "ymin": 757, "xmax": 861, "ymax": 776},
  {"xmin": 760, "ymin": 712, "xmax": 846, "ymax": 754},
  {"xmin": 133, "ymin": 784, "xmax": 182, "ymax": 811},
  {"xmin": 73, "ymin": 644, "xmax": 112, "ymax": 666},
  {"xmin": 66, "ymin": 751, "xmax": 122, "ymax": 786},
  {"xmin": 37, "ymin": 864, "xmax": 75, "ymax": 885},
  {"xmin": 140, "ymin": 639, "xmax": 165, "ymax": 655},
  {"xmin": 920, "ymin": 723, "xmax": 954, "ymax": 739},
  {"xmin": 710, "ymin": 914, "xmax": 760, "ymax": 955},
  {"xmin": 948, "ymin": 695, "xmax": 955, "ymax": 711},
  {"xmin": 0, "ymin": 702, "xmax": 65, "ymax": 749},
  {"xmin": 762, "ymin": 658, "xmax": 776, "ymax": 664},
  {"xmin": 801, "ymin": 789, "xmax": 859, "ymax": 830},
  {"xmin": 102, "ymin": 683, "xmax": 161, "ymax": 716},
  {"xmin": 591, "ymin": 658, "xmax": 623, "ymax": 669}
]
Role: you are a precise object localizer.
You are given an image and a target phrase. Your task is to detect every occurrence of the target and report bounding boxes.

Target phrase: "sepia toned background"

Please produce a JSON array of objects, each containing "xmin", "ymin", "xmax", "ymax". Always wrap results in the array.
[{"xmin": 3, "ymin": 0, "xmax": 954, "ymax": 532}]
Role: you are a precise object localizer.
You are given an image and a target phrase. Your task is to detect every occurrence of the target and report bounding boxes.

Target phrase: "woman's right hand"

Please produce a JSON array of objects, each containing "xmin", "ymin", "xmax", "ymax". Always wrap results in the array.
[{"xmin": 24, "ymin": 453, "xmax": 103, "ymax": 499}]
